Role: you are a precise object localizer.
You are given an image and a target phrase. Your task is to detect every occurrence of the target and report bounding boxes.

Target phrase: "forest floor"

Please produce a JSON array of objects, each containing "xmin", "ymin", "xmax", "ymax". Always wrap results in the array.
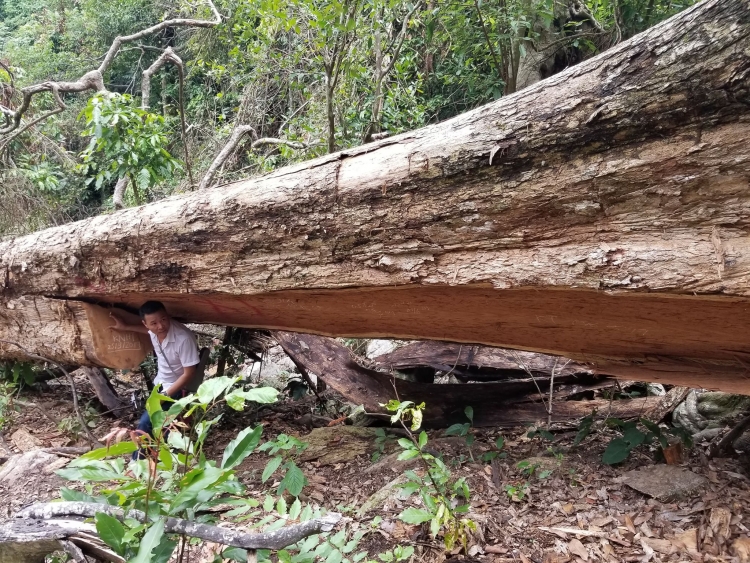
[{"xmin": 1, "ymin": 373, "xmax": 750, "ymax": 563}]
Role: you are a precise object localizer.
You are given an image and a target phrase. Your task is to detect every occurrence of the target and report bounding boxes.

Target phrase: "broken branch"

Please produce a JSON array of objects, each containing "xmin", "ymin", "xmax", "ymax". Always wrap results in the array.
[{"xmin": 13, "ymin": 502, "xmax": 342, "ymax": 550}]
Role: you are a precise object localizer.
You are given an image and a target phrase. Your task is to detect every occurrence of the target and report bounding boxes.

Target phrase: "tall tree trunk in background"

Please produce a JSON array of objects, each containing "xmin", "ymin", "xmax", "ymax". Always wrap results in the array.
[{"xmin": 1, "ymin": 0, "xmax": 749, "ymax": 394}]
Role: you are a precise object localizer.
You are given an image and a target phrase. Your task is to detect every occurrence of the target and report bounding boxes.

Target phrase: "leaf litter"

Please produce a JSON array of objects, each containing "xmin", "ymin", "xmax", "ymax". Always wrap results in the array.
[{"xmin": 1, "ymin": 382, "xmax": 749, "ymax": 563}]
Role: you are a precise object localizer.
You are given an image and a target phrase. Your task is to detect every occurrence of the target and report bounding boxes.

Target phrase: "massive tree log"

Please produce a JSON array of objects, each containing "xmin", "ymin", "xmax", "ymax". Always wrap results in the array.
[{"xmin": 1, "ymin": 0, "xmax": 750, "ymax": 393}]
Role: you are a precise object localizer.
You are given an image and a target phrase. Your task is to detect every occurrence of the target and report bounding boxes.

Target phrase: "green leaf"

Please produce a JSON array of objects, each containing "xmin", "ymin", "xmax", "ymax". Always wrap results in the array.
[
  {"xmin": 196, "ymin": 376, "xmax": 237, "ymax": 404},
  {"xmin": 277, "ymin": 495, "xmax": 288, "ymax": 516},
  {"xmin": 602, "ymin": 438, "xmax": 631, "ymax": 465},
  {"xmin": 225, "ymin": 387, "xmax": 279, "ymax": 410},
  {"xmin": 94, "ymin": 512, "xmax": 125, "ymax": 556},
  {"xmin": 397, "ymin": 438, "xmax": 414, "ymax": 450},
  {"xmin": 241, "ymin": 387, "xmax": 279, "ymax": 404},
  {"xmin": 399, "ymin": 507, "xmax": 434, "ymax": 524},
  {"xmin": 410, "ymin": 409, "xmax": 423, "ymax": 431},
  {"xmin": 464, "ymin": 406, "xmax": 474, "ymax": 423},
  {"xmin": 279, "ymin": 462, "xmax": 307, "ymax": 497},
  {"xmin": 170, "ymin": 466, "xmax": 227, "ymax": 513},
  {"xmin": 263, "ymin": 495, "xmax": 275, "ymax": 512},
  {"xmin": 495, "ymin": 435, "xmax": 505, "ymax": 450},
  {"xmin": 289, "ymin": 498, "xmax": 302, "ymax": 520},
  {"xmin": 151, "ymin": 536, "xmax": 178, "ymax": 563},
  {"xmin": 445, "ymin": 423, "xmax": 468, "ymax": 437},
  {"xmin": 418, "ymin": 431, "xmax": 428, "ymax": 449},
  {"xmin": 325, "ymin": 549, "xmax": 343, "ymax": 563},
  {"xmin": 222, "ymin": 426, "xmax": 263, "ymax": 469},
  {"xmin": 329, "ymin": 529, "xmax": 346, "ymax": 548},
  {"xmin": 222, "ymin": 547, "xmax": 248, "ymax": 562},
  {"xmin": 539, "ymin": 429, "xmax": 555, "ymax": 441},
  {"xmin": 70, "ymin": 441, "xmax": 137, "ymax": 464},
  {"xmin": 130, "ymin": 519, "xmax": 166, "ymax": 563},
  {"xmin": 56, "ymin": 467, "xmax": 127, "ymax": 482},
  {"xmin": 262, "ymin": 456, "xmax": 283, "ymax": 482},
  {"xmin": 622, "ymin": 426, "xmax": 646, "ymax": 447},
  {"xmin": 397, "ymin": 449, "xmax": 420, "ymax": 461},
  {"xmin": 639, "ymin": 418, "xmax": 661, "ymax": 435},
  {"xmin": 60, "ymin": 488, "xmax": 99, "ymax": 503}
]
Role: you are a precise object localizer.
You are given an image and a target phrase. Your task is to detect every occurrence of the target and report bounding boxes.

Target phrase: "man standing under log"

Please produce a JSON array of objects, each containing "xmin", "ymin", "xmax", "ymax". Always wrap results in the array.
[{"xmin": 110, "ymin": 301, "xmax": 200, "ymax": 455}]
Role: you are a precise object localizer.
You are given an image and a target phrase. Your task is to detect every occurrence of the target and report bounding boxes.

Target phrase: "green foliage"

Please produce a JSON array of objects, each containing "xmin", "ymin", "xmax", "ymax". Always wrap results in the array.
[
  {"xmin": 56, "ymin": 378, "xmax": 280, "ymax": 559},
  {"xmin": 573, "ymin": 410, "xmax": 597, "ymax": 446},
  {"xmin": 0, "ymin": 361, "xmax": 36, "ymax": 387},
  {"xmin": 383, "ymin": 399, "xmax": 476, "ymax": 552},
  {"xmin": 0, "ymin": 382, "xmax": 19, "ymax": 431},
  {"xmin": 600, "ymin": 418, "xmax": 693, "ymax": 465},
  {"xmin": 371, "ymin": 427, "xmax": 396, "ymax": 462},
  {"xmin": 77, "ymin": 93, "xmax": 182, "ymax": 198},
  {"xmin": 259, "ymin": 433, "xmax": 309, "ymax": 497},
  {"xmin": 503, "ymin": 482, "xmax": 529, "ymax": 502},
  {"xmin": 480, "ymin": 435, "xmax": 508, "ymax": 463},
  {"xmin": 445, "ymin": 405, "xmax": 478, "ymax": 452},
  {"xmin": 57, "ymin": 404, "xmax": 99, "ymax": 440},
  {"xmin": 375, "ymin": 545, "xmax": 414, "ymax": 562},
  {"xmin": 527, "ymin": 427, "xmax": 555, "ymax": 442}
]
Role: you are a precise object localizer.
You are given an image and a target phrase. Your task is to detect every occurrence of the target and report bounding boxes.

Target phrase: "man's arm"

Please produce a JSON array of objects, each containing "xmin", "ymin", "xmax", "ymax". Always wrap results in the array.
[
  {"xmin": 165, "ymin": 333, "xmax": 201, "ymax": 396},
  {"xmin": 109, "ymin": 312, "xmax": 149, "ymax": 334},
  {"xmin": 164, "ymin": 364, "xmax": 197, "ymax": 396}
]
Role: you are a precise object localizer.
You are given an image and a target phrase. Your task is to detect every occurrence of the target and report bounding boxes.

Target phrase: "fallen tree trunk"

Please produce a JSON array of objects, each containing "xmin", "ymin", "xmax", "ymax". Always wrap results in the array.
[
  {"xmin": 274, "ymin": 331, "xmax": 660, "ymax": 426},
  {"xmin": 374, "ymin": 341, "xmax": 593, "ymax": 382},
  {"xmin": 1, "ymin": 0, "xmax": 750, "ymax": 393}
]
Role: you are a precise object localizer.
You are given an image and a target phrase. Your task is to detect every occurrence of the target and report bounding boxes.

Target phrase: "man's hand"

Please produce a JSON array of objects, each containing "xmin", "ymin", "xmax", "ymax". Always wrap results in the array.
[
  {"xmin": 109, "ymin": 311, "xmax": 149, "ymax": 333},
  {"xmin": 109, "ymin": 312, "xmax": 128, "ymax": 331},
  {"xmin": 164, "ymin": 364, "xmax": 197, "ymax": 397}
]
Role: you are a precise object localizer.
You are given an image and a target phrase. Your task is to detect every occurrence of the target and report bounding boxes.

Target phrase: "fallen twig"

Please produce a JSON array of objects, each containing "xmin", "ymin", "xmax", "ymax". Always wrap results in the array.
[
  {"xmin": 538, "ymin": 526, "xmax": 631, "ymax": 547},
  {"xmin": 710, "ymin": 411, "xmax": 750, "ymax": 458},
  {"xmin": 14, "ymin": 502, "xmax": 342, "ymax": 550}
]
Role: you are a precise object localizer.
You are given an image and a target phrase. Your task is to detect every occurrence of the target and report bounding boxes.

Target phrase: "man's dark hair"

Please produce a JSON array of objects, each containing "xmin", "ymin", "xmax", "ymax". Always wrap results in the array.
[{"xmin": 139, "ymin": 300, "xmax": 168, "ymax": 319}]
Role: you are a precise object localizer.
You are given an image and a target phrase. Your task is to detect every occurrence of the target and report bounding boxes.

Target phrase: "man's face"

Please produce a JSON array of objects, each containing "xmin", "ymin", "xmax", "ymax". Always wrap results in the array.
[{"xmin": 142, "ymin": 311, "xmax": 171, "ymax": 336}]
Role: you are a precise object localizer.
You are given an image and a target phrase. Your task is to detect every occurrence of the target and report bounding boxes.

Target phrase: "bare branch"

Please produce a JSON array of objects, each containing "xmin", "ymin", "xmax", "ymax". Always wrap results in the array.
[
  {"xmin": 199, "ymin": 125, "xmax": 257, "ymax": 190},
  {"xmin": 199, "ymin": 126, "xmax": 309, "ymax": 190},
  {"xmin": 511, "ymin": 351, "xmax": 550, "ymax": 417},
  {"xmin": 97, "ymin": 1, "xmax": 222, "ymax": 76},
  {"xmin": 14, "ymin": 502, "xmax": 342, "ymax": 550},
  {"xmin": 141, "ymin": 47, "xmax": 194, "ymax": 188},
  {"xmin": 113, "ymin": 177, "xmax": 129, "ymax": 210},
  {"xmin": 0, "ymin": 1, "xmax": 221, "ymax": 140}
]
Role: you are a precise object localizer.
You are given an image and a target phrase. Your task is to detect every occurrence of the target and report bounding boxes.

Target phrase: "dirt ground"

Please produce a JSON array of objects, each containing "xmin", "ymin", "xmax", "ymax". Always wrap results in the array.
[{"xmin": 1, "ymin": 375, "xmax": 749, "ymax": 563}]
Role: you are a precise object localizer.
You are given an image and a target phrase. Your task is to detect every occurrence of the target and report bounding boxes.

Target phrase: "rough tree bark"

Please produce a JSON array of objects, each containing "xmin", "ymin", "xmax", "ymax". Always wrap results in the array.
[
  {"xmin": 274, "ymin": 331, "xmax": 660, "ymax": 427},
  {"xmin": 1, "ymin": 0, "xmax": 750, "ymax": 393},
  {"xmin": 374, "ymin": 341, "xmax": 593, "ymax": 382}
]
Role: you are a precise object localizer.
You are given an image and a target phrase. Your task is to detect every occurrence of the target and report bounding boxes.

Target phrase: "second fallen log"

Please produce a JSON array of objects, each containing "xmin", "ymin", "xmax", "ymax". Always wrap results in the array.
[{"xmin": 273, "ymin": 332, "xmax": 660, "ymax": 427}]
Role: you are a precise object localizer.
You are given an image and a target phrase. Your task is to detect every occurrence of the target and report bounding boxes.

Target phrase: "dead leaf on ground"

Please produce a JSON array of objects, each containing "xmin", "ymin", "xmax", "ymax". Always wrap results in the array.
[
  {"xmin": 732, "ymin": 537, "xmax": 750, "ymax": 562},
  {"xmin": 568, "ymin": 538, "xmax": 588, "ymax": 561},
  {"xmin": 709, "ymin": 507, "xmax": 731, "ymax": 541}
]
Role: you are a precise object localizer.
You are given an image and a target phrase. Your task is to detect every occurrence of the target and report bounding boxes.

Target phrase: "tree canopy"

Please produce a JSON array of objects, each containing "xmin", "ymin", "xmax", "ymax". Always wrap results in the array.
[{"xmin": 0, "ymin": 0, "xmax": 697, "ymax": 235}]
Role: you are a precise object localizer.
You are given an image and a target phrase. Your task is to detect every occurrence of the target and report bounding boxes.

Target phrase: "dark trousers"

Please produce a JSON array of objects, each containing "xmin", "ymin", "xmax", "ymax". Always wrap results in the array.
[{"xmin": 132, "ymin": 388, "xmax": 185, "ymax": 460}]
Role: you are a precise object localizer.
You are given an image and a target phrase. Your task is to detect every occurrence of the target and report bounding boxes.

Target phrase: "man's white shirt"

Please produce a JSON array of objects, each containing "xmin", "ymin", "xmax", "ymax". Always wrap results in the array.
[{"xmin": 149, "ymin": 320, "xmax": 200, "ymax": 388}]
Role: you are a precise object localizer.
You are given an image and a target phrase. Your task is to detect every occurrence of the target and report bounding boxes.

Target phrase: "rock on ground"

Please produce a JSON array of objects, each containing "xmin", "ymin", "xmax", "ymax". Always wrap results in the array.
[{"xmin": 620, "ymin": 465, "xmax": 708, "ymax": 502}]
